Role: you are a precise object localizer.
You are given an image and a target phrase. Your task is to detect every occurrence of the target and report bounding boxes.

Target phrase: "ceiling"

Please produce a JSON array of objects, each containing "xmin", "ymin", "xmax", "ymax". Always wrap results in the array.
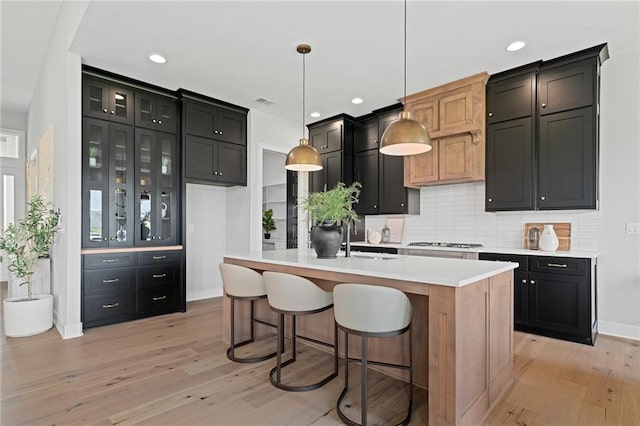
[{"xmin": 1, "ymin": 1, "xmax": 637, "ymax": 125}]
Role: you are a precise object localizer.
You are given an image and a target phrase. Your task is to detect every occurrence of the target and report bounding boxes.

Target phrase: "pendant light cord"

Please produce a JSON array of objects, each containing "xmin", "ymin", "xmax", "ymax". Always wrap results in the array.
[
  {"xmin": 403, "ymin": 0, "xmax": 407, "ymax": 106},
  {"xmin": 302, "ymin": 52, "xmax": 306, "ymax": 138}
]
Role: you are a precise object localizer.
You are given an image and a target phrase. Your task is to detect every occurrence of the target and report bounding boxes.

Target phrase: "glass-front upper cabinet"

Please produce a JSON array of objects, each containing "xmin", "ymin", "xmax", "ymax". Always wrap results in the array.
[
  {"xmin": 82, "ymin": 119, "xmax": 134, "ymax": 248},
  {"xmin": 135, "ymin": 128, "xmax": 178, "ymax": 246},
  {"xmin": 82, "ymin": 76, "xmax": 134, "ymax": 125}
]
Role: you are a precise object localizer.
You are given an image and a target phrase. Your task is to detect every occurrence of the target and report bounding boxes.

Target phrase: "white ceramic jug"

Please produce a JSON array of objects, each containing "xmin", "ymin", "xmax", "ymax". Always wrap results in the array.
[{"xmin": 539, "ymin": 224, "xmax": 559, "ymax": 251}]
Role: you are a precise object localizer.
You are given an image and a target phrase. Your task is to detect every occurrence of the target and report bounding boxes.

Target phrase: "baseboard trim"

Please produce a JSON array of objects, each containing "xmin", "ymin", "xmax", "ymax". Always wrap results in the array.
[
  {"xmin": 53, "ymin": 310, "xmax": 83, "ymax": 339},
  {"xmin": 187, "ymin": 288, "xmax": 223, "ymax": 302},
  {"xmin": 598, "ymin": 320, "xmax": 640, "ymax": 341}
]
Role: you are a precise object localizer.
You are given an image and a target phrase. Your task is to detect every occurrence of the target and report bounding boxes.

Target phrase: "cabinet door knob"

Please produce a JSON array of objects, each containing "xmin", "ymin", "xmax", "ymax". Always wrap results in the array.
[
  {"xmin": 522, "ymin": 279, "xmax": 527, "ymax": 284},
  {"xmin": 103, "ymin": 237, "xmax": 108, "ymax": 241},
  {"xmin": 373, "ymin": 204, "xmax": 377, "ymax": 209},
  {"xmin": 152, "ymin": 119, "xmax": 157, "ymax": 123},
  {"xmin": 488, "ymin": 112, "xmax": 493, "ymax": 117},
  {"xmin": 110, "ymin": 110, "xmax": 115, "ymax": 115},
  {"xmin": 540, "ymin": 196, "xmax": 546, "ymax": 201},
  {"xmin": 401, "ymin": 203, "xmax": 405, "ymax": 207},
  {"xmin": 530, "ymin": 280, "xmax": 536, "ymax": 285},
  {"xmin": 110, "ymin": 237, "xmax": 115, "ymax": 241},
  {"xmin": 103, "ymin": 108, "xmax": 108, "ymax": 113},
  {"xmin": 219, "ymin": 131, "xmax": 223, "ymax": 134},
  {"xmin": 213, "ymin": 171, "xmax": 218, "ymax": 175},
  {"xmin": 542, "ymin": 103, "xmax": 547, "ymax": 108},
  {"xmin": 374, "ymin": 140, "xmax": 378, "ymax": 145},
  {"xmin": 219, "ymin": 172, "xmax": 223, "ymax": 176},
  {"xmin": 214, "ymin": 130, "xmax": 219, "ymax": 134},
  {"xmin": 158, "ymin": 120, "xmax": 162, "ymax": 125},
  {"xmin": 488, "ymin": 198, "xmax": 493, "ymax": 202}
]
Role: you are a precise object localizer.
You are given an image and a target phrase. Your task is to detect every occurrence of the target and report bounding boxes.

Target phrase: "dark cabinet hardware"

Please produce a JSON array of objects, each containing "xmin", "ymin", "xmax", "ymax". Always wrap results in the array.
[
  {"xmin": 102, "ymin": 303, "xmax": 119, "ymax": 309},
  {"xmin": 152, "ymin": 255, "xmax": 166, "ymax": 260},
  {"xmin": 548, "ymin": 263, "xmax": 567, "ymax": 268},
  {"xmin": 153, "ymin": 296, "xmax": 167, "ymax": 301},
  {"xmin": 102, "ymin": 278, "xmax": 120, "ymax": 284}
]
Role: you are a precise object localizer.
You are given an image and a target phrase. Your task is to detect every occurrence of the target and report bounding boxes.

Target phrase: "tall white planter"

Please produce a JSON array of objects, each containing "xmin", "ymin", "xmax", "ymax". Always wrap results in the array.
[
  {"xmin": 3, "ymin": 294, "xmax": 54, "ymax": 337},
  {"xmin": 539, "ymin": 224, "xmax": 559, "ymax": 252}
]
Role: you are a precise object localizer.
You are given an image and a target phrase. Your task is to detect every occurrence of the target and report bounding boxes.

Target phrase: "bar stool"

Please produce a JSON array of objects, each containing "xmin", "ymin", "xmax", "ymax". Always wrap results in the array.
[
  {"xmin": 333, "ymin": 284, "xmax": 413, "ymax": 426},
  {"xmin": 219, "ymin": 263, "xmax": 277, "ymax": 363},
  {"xmin": 262, "ymin": 271, "xmax": 338, "ymax": 392}
]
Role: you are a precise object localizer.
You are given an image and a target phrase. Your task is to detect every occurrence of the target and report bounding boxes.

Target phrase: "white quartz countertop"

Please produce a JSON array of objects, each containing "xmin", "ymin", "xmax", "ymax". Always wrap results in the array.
[
  {"xmin": 224, "ymin": 249, "xmax": 517, "ymax": 288},
  {"xmin": 349, "ymin": 242, "xmax": 600, "ymax": 259}
]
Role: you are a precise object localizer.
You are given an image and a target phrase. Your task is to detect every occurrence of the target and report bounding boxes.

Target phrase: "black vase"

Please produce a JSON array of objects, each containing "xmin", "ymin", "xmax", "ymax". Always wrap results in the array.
[{"xmin": 310, "ymin": 222, "xmax": 343, "ymax": 259}]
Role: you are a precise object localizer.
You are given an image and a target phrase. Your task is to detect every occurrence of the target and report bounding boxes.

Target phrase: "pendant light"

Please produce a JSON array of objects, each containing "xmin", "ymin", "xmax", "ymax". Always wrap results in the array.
[
  {"xmin": 285, "ymin": 44, "xmax": 323, "ymax": 171},
  {"xmin": 379, "ymin": 0, "xmax": 432, "ymax": 156}
]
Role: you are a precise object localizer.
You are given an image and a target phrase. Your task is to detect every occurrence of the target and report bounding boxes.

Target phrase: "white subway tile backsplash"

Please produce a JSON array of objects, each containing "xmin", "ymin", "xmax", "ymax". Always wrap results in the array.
[{"xmin": 366, "ymin": 182, "xmax": 600, "ymax": 250}]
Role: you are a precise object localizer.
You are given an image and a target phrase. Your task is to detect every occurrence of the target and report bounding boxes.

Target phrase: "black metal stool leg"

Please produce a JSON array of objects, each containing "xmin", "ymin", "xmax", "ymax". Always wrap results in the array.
[
  {"xmin": 226, "ymin": 296, "xmax": 277, "ymax": 363},
  {"xmin": 361, "ymin": 335, "xmax": 368, "ymax": 426}
]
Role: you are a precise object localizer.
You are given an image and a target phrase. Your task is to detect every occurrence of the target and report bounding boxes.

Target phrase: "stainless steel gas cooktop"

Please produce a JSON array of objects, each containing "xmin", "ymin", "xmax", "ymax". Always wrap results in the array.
[{"xmin": 407, "ymin": 241, "xmax": 484, "ymax": 249}]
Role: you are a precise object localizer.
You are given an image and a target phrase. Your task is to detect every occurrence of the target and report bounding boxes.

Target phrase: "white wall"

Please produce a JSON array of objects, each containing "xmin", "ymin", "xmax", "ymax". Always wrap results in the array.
[
  {"xmin": 185, "ymin": 184, "xmax": 226, "ymax": 300},
  {"xmin": 26, "ymin": 2, "xmax": 88, "ymax": 339},
  {"xmin": 1, "ymin": 108, "xmax": 28, "ymax": 131},
  {"xmin": 243, "ymin": 109, "xmax": 301, "ymax": 252}
]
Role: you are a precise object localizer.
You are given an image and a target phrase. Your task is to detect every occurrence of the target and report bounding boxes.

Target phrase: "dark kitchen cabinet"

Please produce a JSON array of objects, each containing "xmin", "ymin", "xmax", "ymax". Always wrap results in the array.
[
  {"xmin": 184, "ymin": 135, "xmax": 246, "ymax": 186},
  {"xmin": 307, "ymin": 115, "xmax": 354, "ymax": 193},
  {"xmin": 377, "ymin": 108, "xmax": 420, "ymax": 215},
  {"xmin": 479, "ymin": 252, "xmax": 596, "ymax": 345},
  {"xmin": 82, "ymin": 249, "xmax": 183, "ymax": 328},
  {"xmin": 83, "ymin": 76, "xmax": 135, "ymax": 125},
  {"xmin": 135, "ymin": 128, "xmax": 179, "ymax": 246},
  {"xmin": 184, "ymin": 98, "xmax": 246, "ymax": 145},
  {"xmin": 354, "ymin": 117, "xmax": 379, "ymax": 152},
  {"xmin": 135, "ymin": 90, "xmax": 178, "ymax": 133},
  {"xmin": 485, "ymin": 44, "xmax": 608, "ymax": 212},
  {"xmin": 82, "ymin": 119, "xmax": 135, "ymax": 248},
  {"xmin": 181, "ymin": 93, "xmax": 248, "ymax": 186},
  {"xmin": 354, "ymin": 149, "xmax": 379, "ymax": 215}
]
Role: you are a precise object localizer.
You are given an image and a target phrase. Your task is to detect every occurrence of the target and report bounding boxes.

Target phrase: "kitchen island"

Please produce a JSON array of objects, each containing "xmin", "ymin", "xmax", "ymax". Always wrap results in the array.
[{"xmin": 223, "ymin": 249, "xmax": 517, "ymax": 426}]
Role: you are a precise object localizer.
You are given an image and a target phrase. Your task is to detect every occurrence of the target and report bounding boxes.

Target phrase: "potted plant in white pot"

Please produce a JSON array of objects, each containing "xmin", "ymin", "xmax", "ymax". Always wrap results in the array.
[
  {"xmin": 302, "ymin": 182, "xmax": 361, "ymax": 258},
  {"xmin": 0, "ymin": 194, "xmax": 60, "ymax": 337}
]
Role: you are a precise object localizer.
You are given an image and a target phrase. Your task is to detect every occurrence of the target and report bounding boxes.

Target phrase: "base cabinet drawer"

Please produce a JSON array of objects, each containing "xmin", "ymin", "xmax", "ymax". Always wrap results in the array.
[
  {"xmin": 138, "ymin": 283, "xmax": 179, "ymax": 315},
  {"xmin": 83, "ymin": 267, "xmax": 136, "ymax": 295},
  {"xmin": 83, "ymin": 293, "xmax": 135, "ymax": 327}
]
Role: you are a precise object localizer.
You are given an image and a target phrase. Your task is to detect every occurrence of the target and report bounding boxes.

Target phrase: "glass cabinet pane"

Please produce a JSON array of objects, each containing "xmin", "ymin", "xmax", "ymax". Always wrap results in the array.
[
  {"xmin": 160, "ymin": 136, "xmax": 173, "ymax": 187},
  {"xmin": 139, "ymin": 97, "xmax": 153, "ymax": 125},
  {"xmin": 160, "ymin": 191, "xmax": 172, "ymax": 241},
  {"xmin": 113, "ymin": 90, "xmax": 130, "ymax": 120},
  {"xmin": 138, "ymin": 133, "xmax": 153, "ymax": 187},
  {"xmin": 88, "ymin": 85, "xmax": 104, "ymax": 114},
  {"xmin": 87, "ymin": 123, "xmax": 105, "ymax": 181},
  {"xmin": 140, "ymin": 190, "xmax": 152, "ymax": 241},
  {"xmin": 89, "ymin": 189, "xmax": 103, "ymax": 241}
]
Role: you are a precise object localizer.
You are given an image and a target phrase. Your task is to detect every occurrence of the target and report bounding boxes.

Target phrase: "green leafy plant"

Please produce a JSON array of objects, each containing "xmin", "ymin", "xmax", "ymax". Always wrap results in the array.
[
  {"xmin": 262, "ymin": 208, "xmax": 276, "ymax": 234},
  {"xmin": 89, "ymin": 146, "xmax": 98, "ymax": 159},
  {"xmin": 0, "ymin": 195, "xmax": 60, "ymax": 300},
  {"xmin": 301, "ymin": 182, "xmax": 362, "ymax": 227}
]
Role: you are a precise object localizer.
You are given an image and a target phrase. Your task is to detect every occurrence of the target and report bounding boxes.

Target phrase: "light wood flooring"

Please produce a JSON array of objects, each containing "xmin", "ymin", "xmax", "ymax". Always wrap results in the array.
[{"xmin": 1, "ymin": 294, "xmax": 639, "ymax": 425}]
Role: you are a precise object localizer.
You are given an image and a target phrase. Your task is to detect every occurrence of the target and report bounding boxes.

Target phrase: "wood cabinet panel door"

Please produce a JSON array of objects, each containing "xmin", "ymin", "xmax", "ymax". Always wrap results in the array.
[
  {"xmin": 538, "ymin": 107, "xmax": 595, "ymax": 209},
  {"xmin": 185, "ymin": 102, "xmax": 215, "ymax": 138},
  {"xmin": 404, "ymin": 142, "xmax": 438, "ymax": 187},
  {"xmin": 379, "ymin": 154, "xmax": 407, "ymax": 214},
  {"xmin": 408, "ymin": 98, "xmax": 439, "ymax": 133},
  {"xmin": 184, "ymin": 135, "xmax": 215, "ymax": 181},
  {"xmin": 438, "ymin": 134, "xmax": 474, "ymax": 181},
  {"xmin": 354, "ymin": 118, "xmax": 378, "ymax": 152},
  {"xmin": 217, "ymin": 109, "xmax": 246, "ymax": 145},
  {"xmin": 439, "ymin": 90, "xmax": 473, "ymax": 132}
]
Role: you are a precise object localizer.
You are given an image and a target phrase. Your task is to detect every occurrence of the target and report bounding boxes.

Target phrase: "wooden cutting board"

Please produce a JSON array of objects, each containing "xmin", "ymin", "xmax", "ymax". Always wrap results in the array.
[{"xmin": 524, "ymin": 223, "xmax": 571, "ymax": 251}]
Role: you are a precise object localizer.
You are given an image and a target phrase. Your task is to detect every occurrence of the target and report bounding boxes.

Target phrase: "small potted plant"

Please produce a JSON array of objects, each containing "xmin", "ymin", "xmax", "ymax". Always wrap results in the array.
[
  {"xmin": 0, "ymin": 194, "xmax": 60, "ymax": 337},
  {"xmin": 161, "ymin": 156, "xmax": 170, "ymax": 175},
  {"xmin": 301, "ymin": 182, "xmax": 361, "ymax": 258},
  {"xmin": 262, "ymin": 208, "xmax": 276, "ymax": 239},
  {"xmin": 88, "ymin": 146, "xmax": 99, "ymax": 167}
]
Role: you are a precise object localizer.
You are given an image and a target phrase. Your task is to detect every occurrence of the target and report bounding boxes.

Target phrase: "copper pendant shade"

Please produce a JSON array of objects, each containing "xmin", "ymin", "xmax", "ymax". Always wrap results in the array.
[
  {"xmin": 285, "ymin": 44, "xmax": 323, "ymax": 171},
  {"xmin": 379, "ymin": 0, "xmax": 432, "ymax": 156}
]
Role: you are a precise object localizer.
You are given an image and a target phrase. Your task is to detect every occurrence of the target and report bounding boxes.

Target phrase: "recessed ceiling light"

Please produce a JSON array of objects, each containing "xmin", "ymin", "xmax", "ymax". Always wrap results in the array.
[
  {"xmin": 506, "ymin": 41, "xmax": 526, "ymax": 52},
  {"xmin": 149, "ymin": 53, "xmax": 167, "ymax": 64},
  {"xmin": 351, "ymin": 97, "xmax": 364, "ymax": 104},
  {"xmin": 310, "ymin": 112, "xmax": 321, "ymax": 118}
]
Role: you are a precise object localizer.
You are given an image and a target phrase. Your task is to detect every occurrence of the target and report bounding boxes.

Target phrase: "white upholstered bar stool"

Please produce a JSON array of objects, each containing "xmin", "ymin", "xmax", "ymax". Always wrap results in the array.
[
  {"xmin": 262, "ymin": 271, "xmax": 338, "ymax": 392},
  {"xmin": 333, "ymin": 284, "xmax": 414, "ymax": 426},
  {"xmin": 219, "ymin": 263, "xmax": 277, "ymax": 363}
]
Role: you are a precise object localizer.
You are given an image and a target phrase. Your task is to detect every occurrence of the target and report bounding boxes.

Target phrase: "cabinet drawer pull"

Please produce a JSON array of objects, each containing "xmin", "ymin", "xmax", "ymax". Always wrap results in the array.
[
  {"xmin": 530, "ymin": 280, "xmax": 536, "ymax": 285},
  {"xmin": 102, "ymin": 259, "xmax": 119, "ymax": 263},
  {"xmin": 102, "ymin": 278, "xmax": 120, "ymax": 283},
  {"xmin": 152, "ymin": 255, "xmax": 167, "ymax": 260},
  {"xmin": 158, "ymin": 120, "xmax": 162, "ymax": 125},
  {"xmin": 521, "ymin": 279, "xmax": 527, "ymax": 284},
  {"xmin": 547, "ymin": 263, "xmax": 567, "ymax": 268},
  {"xmin": 153, "ymin": 296, "xmax": 167, "ymax": 301},
  {"xmin": 152, "ymin": 119, "xmax": 157, "ymax": 123},
  {"xmin": 488, "ymin": 112, "xmax": 493, "ymax": 117},
  {"xmin": 153, "ymin": 273, "xmax": 167, "ymax": 278},
  {"xmin": 102, "ymin": 302, "xmax": 119, "ymax": 309}
]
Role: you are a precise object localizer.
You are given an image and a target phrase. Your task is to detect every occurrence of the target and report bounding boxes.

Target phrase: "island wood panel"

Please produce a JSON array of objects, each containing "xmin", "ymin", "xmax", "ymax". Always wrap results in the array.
[{"xmin": 223, "ymin": 257, "xmax": 513, "ymax": 426}]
